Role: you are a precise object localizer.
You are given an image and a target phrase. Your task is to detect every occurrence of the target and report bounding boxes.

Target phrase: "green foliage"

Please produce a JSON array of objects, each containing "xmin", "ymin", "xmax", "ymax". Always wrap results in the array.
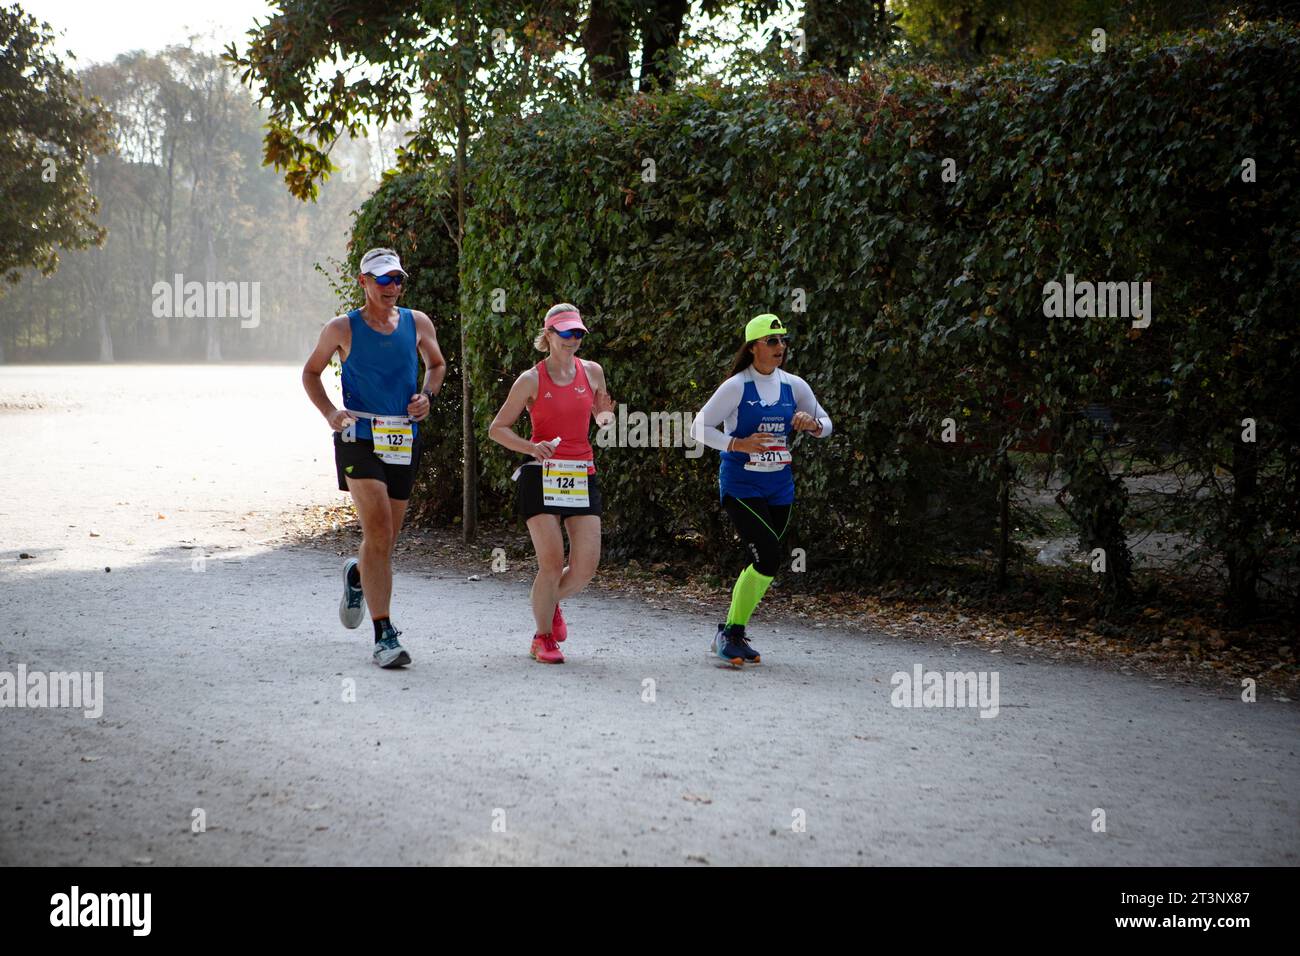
[
  {"xmin": 227, "ymin": 1, "xmax": 584, "ymax": 201},
  {"xmin": 891, "ymin": 0, "xmax": 1263, "ymax": 63},
  {"xmin": 459, "ymin": 73, "xmax": 1007, "ymax": 580},
  {"xmin": 3, "ymin": 45, "xmax": 372, "ymax": 361},
  {"xmin": 0, "ymin": 3, "xmax": 112, "ymax": 286},
  {"xmin": 358, "ymin": 20, "xmax": 1300, "ymax": 613},
  {"xmin": 801, "ymin": 0, "xmax": 903, "ymax": 73}
]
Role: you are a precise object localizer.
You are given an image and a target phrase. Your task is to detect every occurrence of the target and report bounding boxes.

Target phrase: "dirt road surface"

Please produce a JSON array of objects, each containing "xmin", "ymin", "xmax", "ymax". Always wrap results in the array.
[{"xmin": 2, "ymin": 366, "xmax": 1296, "ymax": 865}]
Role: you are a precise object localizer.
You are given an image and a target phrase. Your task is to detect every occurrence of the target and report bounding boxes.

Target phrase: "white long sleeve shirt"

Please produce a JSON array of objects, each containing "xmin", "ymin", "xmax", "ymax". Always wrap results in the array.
[{"xmin": 691, "ymin": 366, "xmax": 832, "ymax": 452}]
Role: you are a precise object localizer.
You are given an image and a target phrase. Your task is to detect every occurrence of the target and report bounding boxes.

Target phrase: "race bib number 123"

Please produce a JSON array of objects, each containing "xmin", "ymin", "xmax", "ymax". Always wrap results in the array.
[{"xmin": 371, "ymin": 416, "xmax": 413, "ymax": 465}]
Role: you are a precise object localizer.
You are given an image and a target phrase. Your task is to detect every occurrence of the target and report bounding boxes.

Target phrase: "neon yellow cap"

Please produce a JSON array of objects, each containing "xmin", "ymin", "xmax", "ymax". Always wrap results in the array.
[{"xmin": 745, "ymin": 314, "xmax": 789, "ymax": 342}]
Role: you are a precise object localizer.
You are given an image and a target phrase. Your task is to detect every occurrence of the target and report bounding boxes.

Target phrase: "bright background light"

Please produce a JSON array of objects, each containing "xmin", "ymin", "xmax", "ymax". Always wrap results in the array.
[{"xmin": 22, "ymin": 0, "xmax": 277, "ymax": 65}]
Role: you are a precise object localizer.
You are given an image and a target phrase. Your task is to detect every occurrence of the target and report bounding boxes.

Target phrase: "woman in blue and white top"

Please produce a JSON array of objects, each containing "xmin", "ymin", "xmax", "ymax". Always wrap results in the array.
[{"xmin": 690, "ymin": 314, "xmax": 833, "ymax": 666}]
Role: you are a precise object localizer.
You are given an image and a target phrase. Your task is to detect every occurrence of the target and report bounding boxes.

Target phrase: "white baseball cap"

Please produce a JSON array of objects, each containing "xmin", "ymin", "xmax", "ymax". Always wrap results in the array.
[{"xmin": 359, "ymin": 248, "xmax": 407, "ymax": 277}]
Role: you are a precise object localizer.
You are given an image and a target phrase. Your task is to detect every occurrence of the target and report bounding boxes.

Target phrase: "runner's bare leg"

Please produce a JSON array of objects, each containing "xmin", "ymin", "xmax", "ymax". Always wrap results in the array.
[
  {"xmin": 526, "ymin": 513, "xmax": 565, "ymax": 634},
  {"xmin": 346, "ymin": 476, "xmax": 396, "ymax": 620},
  {"xmin": 557, "ymin": 514, "xmax": 601, "ymax": 600}
]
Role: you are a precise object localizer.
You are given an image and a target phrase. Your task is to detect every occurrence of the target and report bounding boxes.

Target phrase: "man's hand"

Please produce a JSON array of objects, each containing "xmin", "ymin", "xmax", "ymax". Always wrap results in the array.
[
  {"xmin": 407, "ymin": 392, "xmax": 431, "ymax": 422},
  {"xmin": 328, "ymin": 408, "xmax": 357, "ymax": 431}
]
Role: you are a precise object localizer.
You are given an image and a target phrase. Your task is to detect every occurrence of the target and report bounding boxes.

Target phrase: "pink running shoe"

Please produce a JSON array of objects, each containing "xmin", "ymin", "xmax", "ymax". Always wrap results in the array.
[
  {"xmin": 552, "ymin": 604, "xmax": 567, "ymax": 643},
  {"xmin": 530, "ymin": 633, "xmax": 564, "ymax": 664}
]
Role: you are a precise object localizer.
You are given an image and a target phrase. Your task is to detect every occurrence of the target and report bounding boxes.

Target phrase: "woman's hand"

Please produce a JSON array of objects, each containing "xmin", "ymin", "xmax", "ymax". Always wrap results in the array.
[
  {"xmin": 594, "ymin": 387, "xmax": 615, "ymax": 427},
  {"xmin": 730, "ymin": 433, "xmax": 783, "ymax": 454},
  {"xmin": 791, "ymin": 411, "xmax": 821, "ymax": 434},
  {"xmin": 532, "ymin": 438, "xmax": 560, "ymax": 461}
]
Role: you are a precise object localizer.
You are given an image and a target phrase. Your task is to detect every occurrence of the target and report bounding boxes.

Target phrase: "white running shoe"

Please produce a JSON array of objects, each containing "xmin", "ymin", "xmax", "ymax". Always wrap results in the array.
[{"xmin": 373, "ymin": 628, "xmax": 411, "ymax": 668}]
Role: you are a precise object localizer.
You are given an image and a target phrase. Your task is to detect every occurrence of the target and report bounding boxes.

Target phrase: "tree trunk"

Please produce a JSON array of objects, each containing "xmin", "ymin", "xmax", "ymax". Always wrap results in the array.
[
  {"xmin": 461, "ymin": 320, "xmax": 477, "ymax": 543},
  {"xmin": 95, "ymin": 237, "xmax": 114, "ymax": 362},
  {"xmin": 996, "ymin": 451, "xmax": 1010, "ymax": 591},
  {"xmin": 97, "ymin": 308, "xmax": 114, "ymax": 362},
  {"xmin": 158, "ymin": 133, "xmax": 176, "ymax": 354},
  {"xmin": 638, "ymin": 0, "xmax": 689, "ymax": 93},
  {"xmin": 455, "ymin": 6, "xmax": 477, "ymax": 542},
  {"xmin": 583, "ymin": 0, "xmax": 633, "ymax": 100},
  {"xmin": 802, "ymin": 0, "xmax": 892, "ymax": 74},
  {"xmin": 205, "ymin": 229, "xmax": 221, "ymax": 361},
  {"xmin": 1225, "ymin": 436, "xmax": 1261, "ymax": 624}
]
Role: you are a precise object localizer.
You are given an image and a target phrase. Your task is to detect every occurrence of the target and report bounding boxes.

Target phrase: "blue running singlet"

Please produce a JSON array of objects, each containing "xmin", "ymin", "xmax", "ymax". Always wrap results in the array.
[
  {"xmin": 341, "ymin": 308, "xmax": 419, "ymax": 442},
  {"xmin": 718, "ymin": 368, "xmax": 796, "ymax": 504}
]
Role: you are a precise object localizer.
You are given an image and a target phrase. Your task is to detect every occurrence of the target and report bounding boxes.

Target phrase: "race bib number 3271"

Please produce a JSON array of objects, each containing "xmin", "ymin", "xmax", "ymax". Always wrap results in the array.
[{"xmin": 745, "ymin": 443, "xmax": 792, "ymax": 472}]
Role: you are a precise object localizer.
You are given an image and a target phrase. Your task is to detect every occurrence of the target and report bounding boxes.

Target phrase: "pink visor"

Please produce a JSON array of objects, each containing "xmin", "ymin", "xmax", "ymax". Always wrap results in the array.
[{"xmin": 545, "ymin": 310, "xmax": 587, "ymax": 333}]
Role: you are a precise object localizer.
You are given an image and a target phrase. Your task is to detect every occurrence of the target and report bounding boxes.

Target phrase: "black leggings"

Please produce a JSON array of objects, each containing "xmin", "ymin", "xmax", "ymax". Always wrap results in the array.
[{"xmin": 722, "ymin": 495, "xmax": 792, "ymax": 578}]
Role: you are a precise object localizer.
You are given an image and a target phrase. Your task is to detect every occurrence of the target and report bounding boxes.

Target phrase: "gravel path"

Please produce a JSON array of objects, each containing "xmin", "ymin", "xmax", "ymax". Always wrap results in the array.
[{"xmin": 1, "ymin": 365, "xmax": 1296, "ymax": 865}]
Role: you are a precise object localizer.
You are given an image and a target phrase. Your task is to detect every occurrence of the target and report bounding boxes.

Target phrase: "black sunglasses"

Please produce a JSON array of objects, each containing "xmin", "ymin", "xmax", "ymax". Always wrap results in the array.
[{"xmin": 761, "ymin": 335, "xmax": 790, "ymax": 346}]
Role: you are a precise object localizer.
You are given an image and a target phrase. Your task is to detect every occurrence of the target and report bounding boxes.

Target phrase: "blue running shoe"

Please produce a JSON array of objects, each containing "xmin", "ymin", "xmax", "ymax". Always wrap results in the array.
[
  {"xmin": 711, "ymin": 623, "xmax": 745, "ymax": 668},
  {"xmin": 727, "ymin": 624, "xmax": 761, "ymax": 664}
]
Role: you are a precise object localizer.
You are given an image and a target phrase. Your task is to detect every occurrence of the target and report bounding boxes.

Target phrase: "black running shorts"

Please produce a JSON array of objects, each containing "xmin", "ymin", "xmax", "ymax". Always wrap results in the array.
[
  {"xmin": 333, "ymin": 430, "xmax": 423, "ymax": 501},
  {"xmin": 515, "ymin": 461, "xmax": 603, "ymax": 520}
]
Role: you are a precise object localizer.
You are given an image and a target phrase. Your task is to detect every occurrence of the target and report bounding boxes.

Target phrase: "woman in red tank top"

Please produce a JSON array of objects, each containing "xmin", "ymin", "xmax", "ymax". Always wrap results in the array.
[{"xmin": 488, "ymin": 303, "xmax": 615, "ymax": 664}]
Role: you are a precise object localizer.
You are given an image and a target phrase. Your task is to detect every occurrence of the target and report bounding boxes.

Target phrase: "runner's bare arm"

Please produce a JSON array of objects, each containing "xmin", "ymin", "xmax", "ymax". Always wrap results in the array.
[
  {"xmin": 302, "ymin": 316, "xmax": 355, "ymax": 430},
  {"xmin": 406, "ymin": 310, "xmax": 448, "ymax": 421},
  {"xmin": 489, "ymin": 369, "xmax": 554, "ymax": 460},
  {"xmin": 584, "ymin": 360, "xmax": 615, "ymax": 424}
]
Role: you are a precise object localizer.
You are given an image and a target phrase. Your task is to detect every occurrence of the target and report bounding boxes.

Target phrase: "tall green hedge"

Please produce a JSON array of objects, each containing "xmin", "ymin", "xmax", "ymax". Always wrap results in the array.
[
  {"xmin": 453, "ymin": 21, "xmax": 1299, "ymax": 609},
  {"xmin": 346, "ymin": 22, "xmax": 1299, "ymax": 614}
]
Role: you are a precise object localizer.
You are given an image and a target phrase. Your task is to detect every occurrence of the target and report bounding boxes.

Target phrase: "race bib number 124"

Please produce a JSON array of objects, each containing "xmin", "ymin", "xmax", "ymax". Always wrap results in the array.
[{"xmin": 542, "ymin": 459, "xmax": 591, "ymax": 508}]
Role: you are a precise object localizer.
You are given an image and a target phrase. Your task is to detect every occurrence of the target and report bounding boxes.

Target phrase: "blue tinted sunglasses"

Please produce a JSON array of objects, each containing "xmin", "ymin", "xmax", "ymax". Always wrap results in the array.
[
  {"xmin": 372, "ymin": 273, "xmax": 405, "ymax": 286},
  {"xmin": 553, "ymin": 328, "xmax": 585, "ymax": 339}
]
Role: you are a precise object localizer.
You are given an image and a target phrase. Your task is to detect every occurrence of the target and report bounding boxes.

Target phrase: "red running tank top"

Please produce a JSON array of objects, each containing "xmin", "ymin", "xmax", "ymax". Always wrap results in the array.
[{"xmin": 528, "ymin": 357, "xmax": 596, "ymax": 470}]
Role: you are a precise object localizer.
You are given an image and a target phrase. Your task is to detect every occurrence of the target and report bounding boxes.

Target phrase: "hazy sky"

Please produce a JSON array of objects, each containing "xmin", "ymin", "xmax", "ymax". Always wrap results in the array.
[
  {"xmin": 24, "ymin": 1, "xmax": 800, "ymax": 76},
  {"xmin": 23, "ymin": 0, "xmax": 277, "ymax": 65}
]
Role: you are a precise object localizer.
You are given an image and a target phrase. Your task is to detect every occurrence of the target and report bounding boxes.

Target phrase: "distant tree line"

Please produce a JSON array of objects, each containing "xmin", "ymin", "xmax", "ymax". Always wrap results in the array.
[{"xmin": 1, "ymin": 17, "xmax": 387, "ymax": 362}]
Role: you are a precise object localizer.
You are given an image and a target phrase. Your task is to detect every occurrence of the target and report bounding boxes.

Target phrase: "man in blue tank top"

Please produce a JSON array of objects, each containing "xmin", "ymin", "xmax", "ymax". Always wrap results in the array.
[{"xmin": 302, "ymin": 248, "xmax": 446, "ymax": 668}]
